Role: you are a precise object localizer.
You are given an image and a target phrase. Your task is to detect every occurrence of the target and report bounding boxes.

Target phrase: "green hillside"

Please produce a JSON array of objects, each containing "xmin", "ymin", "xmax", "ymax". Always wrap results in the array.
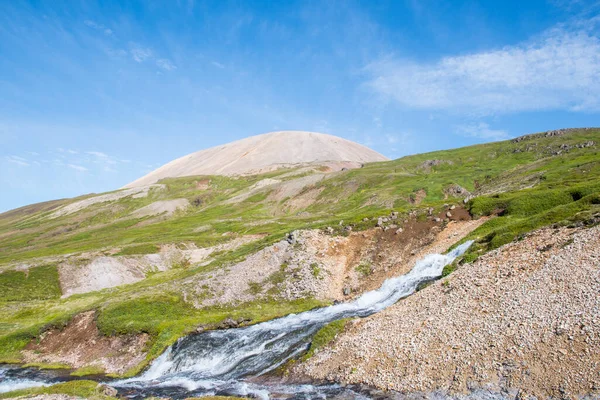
[{"xmin": 0, "ymin": 127, "xmax": 598, "ymax": 374}]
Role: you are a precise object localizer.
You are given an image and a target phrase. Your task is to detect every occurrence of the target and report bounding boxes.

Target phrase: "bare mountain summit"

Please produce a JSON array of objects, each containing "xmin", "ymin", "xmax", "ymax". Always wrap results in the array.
[{"xmin": 124, "ymin": 131, "xmax": 388, "ymax": 188}]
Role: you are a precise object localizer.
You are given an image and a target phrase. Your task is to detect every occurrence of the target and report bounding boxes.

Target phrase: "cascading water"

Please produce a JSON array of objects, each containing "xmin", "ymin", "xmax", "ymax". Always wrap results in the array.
[{"xmin": 0, "ymin": 241, "xmax": 473, "ymax": 399}]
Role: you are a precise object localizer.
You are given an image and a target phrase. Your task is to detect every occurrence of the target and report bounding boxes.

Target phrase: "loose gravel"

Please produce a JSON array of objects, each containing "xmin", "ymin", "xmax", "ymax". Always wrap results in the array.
[{"xmin": 296, "ymin": 225, "xmax": 600, "ymax": 399}]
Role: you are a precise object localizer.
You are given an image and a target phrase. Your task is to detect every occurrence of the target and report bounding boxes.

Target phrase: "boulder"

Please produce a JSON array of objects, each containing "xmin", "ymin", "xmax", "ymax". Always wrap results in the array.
[{"xmin": 97, "ymin": 384, "xmax": 118, "ymax": 397}]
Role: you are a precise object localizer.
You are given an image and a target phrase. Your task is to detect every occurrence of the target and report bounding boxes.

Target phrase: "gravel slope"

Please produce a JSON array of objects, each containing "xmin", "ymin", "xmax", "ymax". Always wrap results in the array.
[
  {"xmin": 124, "ymin": 131, "xmax": 389, "ymax": 188},
  {"xmin": 296, "ymin": 225, "xmax": 600, "ymax": 399}
]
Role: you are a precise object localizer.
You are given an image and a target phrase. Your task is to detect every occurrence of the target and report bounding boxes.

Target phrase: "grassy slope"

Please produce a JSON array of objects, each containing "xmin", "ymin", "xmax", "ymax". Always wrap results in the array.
[{"xmin": 0, "ymin": 128, "xmax": 598, "ymax": 375}]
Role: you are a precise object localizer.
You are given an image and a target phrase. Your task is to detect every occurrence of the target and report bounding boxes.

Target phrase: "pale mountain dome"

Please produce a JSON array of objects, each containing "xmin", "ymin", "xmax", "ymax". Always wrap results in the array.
[{"xmin": 124, "ymin": 131, "xmax": 389, "ymax": 188}]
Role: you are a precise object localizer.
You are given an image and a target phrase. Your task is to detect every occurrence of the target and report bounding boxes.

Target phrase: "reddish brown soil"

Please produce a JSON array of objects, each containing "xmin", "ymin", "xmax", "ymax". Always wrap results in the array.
[{"xmin": 23, "ymin": 311, "xmax": 149, "ymax": 375}]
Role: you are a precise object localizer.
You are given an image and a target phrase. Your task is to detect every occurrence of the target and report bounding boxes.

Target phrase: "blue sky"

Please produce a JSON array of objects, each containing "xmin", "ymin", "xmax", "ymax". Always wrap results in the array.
[{"xmin": 1, "ymin": 0, "xmax": 599, "ymax": 212}]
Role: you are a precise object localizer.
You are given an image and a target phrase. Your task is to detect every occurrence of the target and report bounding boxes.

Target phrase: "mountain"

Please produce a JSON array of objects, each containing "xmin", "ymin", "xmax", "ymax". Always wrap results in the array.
[
  {"xmin": 0, "ymin": 128, "xmax": 599, "ymax": 399},
  {"xmin": 124, "ymin": 131, "xmax": 389, "ymax": 188}
]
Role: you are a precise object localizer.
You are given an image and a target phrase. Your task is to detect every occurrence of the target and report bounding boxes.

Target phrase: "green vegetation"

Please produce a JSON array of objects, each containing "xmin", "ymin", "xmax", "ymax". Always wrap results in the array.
[
  {"xmin": 0, "ymin": 265, "xmax": 61, "ymax": 301},
  {"xmin": 310, "ymin": 262, "xmax": 322, "ymax": 278},
  {"xmin": 115, "ymin": 243, "xmax": 160, "ymax": 256},
  {"xmin": 71, "ymin": 365, "xmax": 106, "ymax": 377},
  {"xmin": 355, "ymin": 261, "xmax": 372, "ymax": 277},
  {"xmin": 454, "ymin": 182, "xmax": 600, "ymax": 261},
  {"xmin": 303, "ymin": 319, "xmax": 350, "ymax": 360},
  {"xmin": 0, "ymin": 380, "xmax": 117, "ymax": 400}
]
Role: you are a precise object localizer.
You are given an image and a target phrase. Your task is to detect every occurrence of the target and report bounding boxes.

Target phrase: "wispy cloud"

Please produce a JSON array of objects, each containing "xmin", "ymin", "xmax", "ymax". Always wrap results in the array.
[
  {"xmin": 67, "ymin": 164, "xmax": 88, "ymax": 172},
  {"xmin": 211, "ymin": 61, "xmax": 225, "ymax": 69},
  {"xmin": 156, "ymin": 58, "xmax": 177, "ymax": 71},
  {"xmin": 385, "ymin": 134, "xmax": 397, "ymax": 144},
  {"xmin": 365, "ymin": 21, "xmax": 600, "ymax": 115},
  {"xmin": 130, "ymin": 44, "xmax": 153, "ymax": 63},
  {"xmin": 455, "ymin": 122, "xmax": 510, "ymax": 141},
  {"xmin": 86, "ymin": 150, "xmax": 118, "ymax": 165},
  {"xmin": 6, "ymin": 155, "xmax": 30, "ymax": 166},
  {"xmin": 58, "ymin": 147, "xmax": 79, "ymax": 154},
  {"xmin": 84, "ymin": 20, "xmax": 114, "ymax": 36}
]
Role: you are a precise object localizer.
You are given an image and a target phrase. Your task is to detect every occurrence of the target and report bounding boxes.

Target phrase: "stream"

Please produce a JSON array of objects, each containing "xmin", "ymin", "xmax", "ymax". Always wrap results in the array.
[{"xmin": 0, "ymin": 241, "xmax": 473, "ymax": 399}]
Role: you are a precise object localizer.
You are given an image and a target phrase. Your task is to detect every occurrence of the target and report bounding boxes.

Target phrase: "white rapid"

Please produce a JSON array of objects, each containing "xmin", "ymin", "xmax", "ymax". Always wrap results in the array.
[{"xmin": 113, "ymin": 241, "xmax": 473, "ymax": 399}]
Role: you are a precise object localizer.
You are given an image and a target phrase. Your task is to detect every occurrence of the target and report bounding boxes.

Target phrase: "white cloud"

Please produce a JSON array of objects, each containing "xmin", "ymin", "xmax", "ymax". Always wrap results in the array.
[
  {"xmin": 156, "ymin": 58, "xmax": 177, "ymax": 71},
  {"xmin": 130, "ymin": 45, "xmax": 153, "ymax": 63},
  {"xmin": 67, "ymin": 164, "xmax": 88, "ymax": 172},
  {"xmin": 86, "ymin": 151, "xmax": 109, "ymax": 158},
  {"xmin": 57, "ymin": 148, "xmax": 78, "ymax": 154},
  {"xmin": 211, "ymin": 61, "xmax": 225, "ymax": 69},
  {"xmin": 6, "ymin": 155, "xmax": 30, "ymax": 166},
  {"xmin": 455, "ymin": 122, "xmax": 510, "ymax": 141},
  {"xmin": 84, "ymin": 20, "xmax": 114, "ymax": 36},
  {"xmin": 365, "ymin": 22, "xmax": 600, "ymax": 115},
  {"xmin": 385, "ymin": 134, "xmax": 397, "ymax": 144}
]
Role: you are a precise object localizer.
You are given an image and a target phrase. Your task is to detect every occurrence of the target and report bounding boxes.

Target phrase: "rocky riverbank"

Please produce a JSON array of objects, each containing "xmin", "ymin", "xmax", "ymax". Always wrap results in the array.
[{"xmin": 296, "ymin": 225, "xmax": 600, "ymax": 399}]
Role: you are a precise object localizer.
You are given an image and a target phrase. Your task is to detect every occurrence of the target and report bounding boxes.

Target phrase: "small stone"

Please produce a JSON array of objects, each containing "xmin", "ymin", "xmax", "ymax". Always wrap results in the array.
[
  {"xmin": 97, "ymin": 384, "xmax": 118, "ymax": 397},
  {"xmin": 395, "ymin": 228, "xmax": 404, "ymax": 235},
  {"xmin": 450, "ymin": 205, "xmax": 456, "ymax": 210},
  {"xmin": 446, "ymin": 211, "xmax": 452, "ymax": 218}
]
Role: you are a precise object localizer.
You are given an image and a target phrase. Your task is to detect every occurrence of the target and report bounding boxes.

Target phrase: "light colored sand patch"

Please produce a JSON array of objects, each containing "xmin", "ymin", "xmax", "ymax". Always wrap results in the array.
[
  {"xmin": 267, "ymin": 174, "xmax": 325, "ymax": 202},
  {"xmin": 56, "ymin": 235, "xmax": 263, "ymax": 297},
  {"xmin": 131, "ymin": 198, "xmax": 190, "ymax": 218},
  {"xmin": 225, "ymin": 174, "xmax": 325, "ymax": 204},
  {"xmin": 182, "ymin": 235, "xmax": 265, "ymax": 265},
  {"xmin": 58, "ymin": 256, "xmax": 164, "ymax": 297},
  {"xmin": 50, "ymin": 185, "xmax": 164, "ymax": 218},
  {"xmin": 124, "ymin": 131, "xmax": 388, "ymax": 188},
  {"xmin": 225, "ymin": 178, "xmax": 281, "ymax": 203},
  {"xmin": 282, "ymin": 186, "xmax": 325, "ymax": 213}
]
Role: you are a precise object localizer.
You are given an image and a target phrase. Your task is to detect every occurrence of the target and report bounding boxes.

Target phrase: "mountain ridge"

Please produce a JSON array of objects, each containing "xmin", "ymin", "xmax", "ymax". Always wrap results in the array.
[{"xmin": 124, "ymin": 130, "xmax": 389, "ymax": 188}]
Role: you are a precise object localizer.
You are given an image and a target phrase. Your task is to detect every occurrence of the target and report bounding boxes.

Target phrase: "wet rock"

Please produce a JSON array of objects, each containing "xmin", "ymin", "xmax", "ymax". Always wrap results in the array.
[
  {"xmin": 97, "ymin": 384, "xmax": 118, "ymax": 397},
  {"xmin": 218, "ymin": 317, "xmax": 239, "ymax": 329},
  {"xmin": 286, "ymin": 231, "xmax": 298, "ymax": 245}
]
